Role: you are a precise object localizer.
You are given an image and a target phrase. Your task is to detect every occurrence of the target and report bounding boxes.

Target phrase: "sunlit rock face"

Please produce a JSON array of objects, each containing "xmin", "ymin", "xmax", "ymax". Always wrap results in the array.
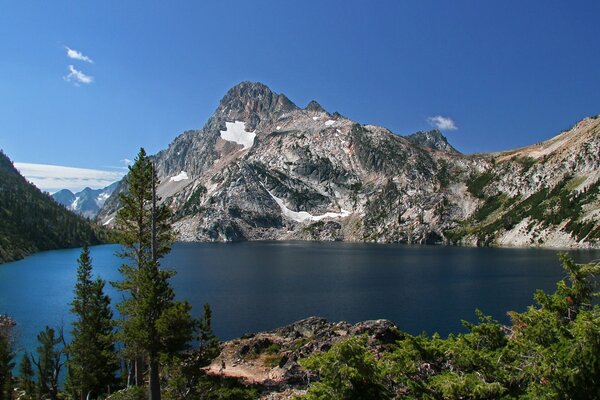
[{"xmin": 98, "ymin": 82, "xmax": 600, "ymax": 248}]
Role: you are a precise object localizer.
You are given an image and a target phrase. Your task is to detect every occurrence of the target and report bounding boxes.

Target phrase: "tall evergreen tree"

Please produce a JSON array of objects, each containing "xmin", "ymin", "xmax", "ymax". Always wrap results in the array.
[
  {"xmin": 32, "ymin": 326, "xmax": 64, "ymax": 400},
  {"xmin": 66, "ymin": 245, "xmax": 119, "ymax": 400},
  {"xmin": 113, "ymin": 148, "xmax": 195, "ymax": 400},
  {"xmin": 198, "ymin": 303, "xmax": 220, "ymax": 365},
  {"xmin": 0, "ymin": 333, "xmax": 14, "ymax": 400},
  {"xmin": 18, "ymin": 353, "xmax": 35, "ymax": 400}
]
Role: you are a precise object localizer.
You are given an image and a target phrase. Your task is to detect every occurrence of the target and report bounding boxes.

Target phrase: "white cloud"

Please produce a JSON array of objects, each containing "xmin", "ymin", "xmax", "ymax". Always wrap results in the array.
[
  {"xmin": 65, "ymin": 46, "xmax": 93, "ymax": 63},
  {"xmin": 14, "ymin": 162, "xmax": 125, "ymax": 193},
  {"xmin": 427, "ymin": 115, "xmax": 458, "ymax": 131},
  {"xmin": 120, "ymin": 158, "xmax": 133, "ymax": 166},
  {"xmin": 64, "ymin": 65, "xmax": 93, "ymax": 85}
]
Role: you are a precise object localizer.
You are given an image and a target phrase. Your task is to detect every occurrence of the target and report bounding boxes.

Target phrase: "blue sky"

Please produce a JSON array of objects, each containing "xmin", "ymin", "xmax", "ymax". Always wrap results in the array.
[{"xmin": 1, "ymin": 1, "xmax": 600, "ymax": 191}]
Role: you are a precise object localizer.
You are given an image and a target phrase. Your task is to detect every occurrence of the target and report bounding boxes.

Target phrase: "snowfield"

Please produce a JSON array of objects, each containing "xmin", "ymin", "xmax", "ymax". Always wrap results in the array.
[
  {"xmin": 220, "ymin": 121, "xmax": 256, "ymax": 150},
  {"xmin": 170, "ymin": 171, "xmax": 189, "ymax": 182},
  {"xmin": 267, "ymin": 189, "xmax": 351, "ymax": 223}
]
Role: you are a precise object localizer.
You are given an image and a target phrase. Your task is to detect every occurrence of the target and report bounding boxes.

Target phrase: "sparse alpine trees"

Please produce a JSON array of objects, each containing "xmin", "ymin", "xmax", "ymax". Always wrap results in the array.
[
  {"xmin": 66, "ymin": 245, "xmax": 119, "ymax": 400},
  {"xmin": 113, "ymin": 148, "xmax": 195, "ymax": 400},
  {"xmin": 32, "ymin": 326, "xmax": 64, "ymax": 400}
]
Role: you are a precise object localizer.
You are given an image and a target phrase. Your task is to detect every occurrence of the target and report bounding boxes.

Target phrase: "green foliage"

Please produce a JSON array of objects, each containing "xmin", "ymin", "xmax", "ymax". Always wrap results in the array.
[
  {"xmin": 0, "ymin": 333, "xmax": 14, "ymax": 400},
  {"xmin": 300, "ymin": 255, "xmax": 600, "ymax": 399},
  {"xmin": 178, "ymin": 184, "xmax": 207, "ymax": 217},
  {"xmin": 467, "ymin": 171, "xmax": 496, "ymax": 199},
  {"xmin": 516, "ymin": 156, "xmax": 536, "ymax": 172},
  {"xmin": 198, "ymin": 303, "xmax": 220, "ymax": 365},
  {"xmin": 113, "ymin": 148, "xmax": 195, "ymax": 399},
  {"xmin": 194, "ymin": 376, "xmax": 259, "ymax": 400},
  {"xmin": 460, "ymin": 175, "xmax": 600, "ymax": 245},
  {"xmin": 18, "ymin": 353, "xmax": 35, "ymax": 400},
  {"xmin": 32, "ymin": 326, "xmax": 65, "ymax": 400},
  {"xmin": 66, "ymin": 245, "xmax": 119, "ymax": 399},
  {"xmin": 162, "ymin": 302, "xmax": 224, "ymax": 400},
  {"xmin": 0, "ymin": 150, "xmax": 108, "ymax": 264},
  {"xmin": 473, "ymin": 194, "xmax": 505, "ymax": 222},
  {"xmin": 107, "ymin": 386, "xmax": 147, "ymax": 400},
  {"xmin": 299, "ymin": 336, "xmax": 391, "ymax": 400},
  {"xmin": 436, "ymin": 160, "xmax": 450, "ymax": 188}
]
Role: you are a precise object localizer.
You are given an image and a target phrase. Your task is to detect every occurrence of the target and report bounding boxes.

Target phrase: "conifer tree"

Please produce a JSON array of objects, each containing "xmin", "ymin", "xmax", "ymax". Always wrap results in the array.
[
  {"xmin": 32, "ymin": 326, "xmax": 64, "ymax": 400},
  {"xmin": 198, "ymin": 303, "xmax": 220, "ymax": 365},
  {"xmin": 113, "ymin": 148, "xmax": 195, "ymax": 400},
  {"xmin": 18, "ymin": 353, "xmax": 35, "ymax": 400},
  {"xmin": 66, "ymin": 245, "xmax": 119, "ymax": 400},
  {"xmin": 0, "ymin": 333, "xmax": 14, "ymax": 400}
]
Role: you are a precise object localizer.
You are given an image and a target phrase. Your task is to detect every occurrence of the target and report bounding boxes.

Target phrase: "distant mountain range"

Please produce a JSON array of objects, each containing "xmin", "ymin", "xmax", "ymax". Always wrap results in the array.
[
  {"xmin": 52, "ymin": 182, "xmax": 118, "ymax": 219},
  {"xmin": 0, "ymin": 151, "xmax": 107, "ymax": 263},
  {"xmin": 96, "ymin": 82, "xmax": 600, "ymax": 248}
]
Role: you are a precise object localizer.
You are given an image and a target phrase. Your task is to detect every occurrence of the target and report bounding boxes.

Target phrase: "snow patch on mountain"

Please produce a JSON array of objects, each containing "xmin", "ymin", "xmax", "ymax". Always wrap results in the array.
[
  {"xmin": 220, "ymin": 121, "xmax": 256, "ymax": 150},
  {"xmin": 170, "ymin": 171, "xmax": 189, "ymax": 182},
  {"xmin": 267, "ymin": 189, "xmax": 351, "ymax": 223}
]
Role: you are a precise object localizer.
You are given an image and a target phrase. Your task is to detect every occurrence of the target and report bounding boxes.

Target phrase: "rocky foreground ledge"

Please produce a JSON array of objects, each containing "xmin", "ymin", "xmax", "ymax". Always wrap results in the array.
[{"xmin": 203, "ymin": 317, "xmax": 402, "ymax": 399}]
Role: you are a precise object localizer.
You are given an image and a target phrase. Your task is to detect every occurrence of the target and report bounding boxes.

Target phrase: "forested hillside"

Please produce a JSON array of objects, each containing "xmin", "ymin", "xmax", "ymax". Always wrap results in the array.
[{"xmin": 0, "ymin": 150, "xmax": 107, "ymax": 264}]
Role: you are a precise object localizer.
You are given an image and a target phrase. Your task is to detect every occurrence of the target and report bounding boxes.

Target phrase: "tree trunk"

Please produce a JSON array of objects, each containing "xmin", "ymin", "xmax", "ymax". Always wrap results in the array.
[
  {"xmin": 148, "ymin": 356, "xmax": 160, "ymax": 400},
  {"xmin": 135, "ymin": 357, "xmax": 144, "ymax": 387}
]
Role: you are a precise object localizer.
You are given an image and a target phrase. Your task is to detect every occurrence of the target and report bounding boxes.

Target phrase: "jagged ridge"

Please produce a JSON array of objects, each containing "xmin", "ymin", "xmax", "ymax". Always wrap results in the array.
[{"xmin": 97, "ymin": 82, "xmax": 600, "ymax": 249}]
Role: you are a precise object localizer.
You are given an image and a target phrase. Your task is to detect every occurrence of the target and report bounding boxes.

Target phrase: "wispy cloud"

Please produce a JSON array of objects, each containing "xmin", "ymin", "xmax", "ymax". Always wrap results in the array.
[
  {"xmin": 14, "ymin": 162, "xmax": 125, "ymax": 193},
  {"xmin": 65, "ymin": 46, "xmax": 93, "ymax": 63},
  {"xmin": 427, "ymin": 115, "xmax": 458, "ymax": 131},
  {"xmin": 64, "ymin": 65, "xmax": 93, "ymax": 85},
  {"xmin": 120, "ymin": 158, "xmax": 133, "ymax": 166}
]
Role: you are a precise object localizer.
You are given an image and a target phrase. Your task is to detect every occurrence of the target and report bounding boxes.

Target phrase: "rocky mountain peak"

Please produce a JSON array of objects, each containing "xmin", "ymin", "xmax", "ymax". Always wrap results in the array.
[
  {"xmin": 305, "ymin": 100, "xmax": 327, "ymax": 113},
  {"xmin": 97, "ymin": 81, "xmax": 600, "ymax": 249},
  {"xmin": 217, "ymin": 82, "xmax": 298, "ymax": 126},
  {"xmin": 406, "ymin": 129, "xmax": 458, "ymax": 153}
]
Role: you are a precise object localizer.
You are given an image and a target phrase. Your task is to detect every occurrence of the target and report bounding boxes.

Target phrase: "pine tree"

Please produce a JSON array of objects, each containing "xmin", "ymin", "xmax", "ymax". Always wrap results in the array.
[
  {"xmin": 32, "ymin": 326, "xmax": 64, "ymax": 400},
  {"xmin": 18, "ymin": 353, "xmax": 35, "ymax": 399},
  {"xmin": 113, "ymin": 148, "xmax": 195, "ymax": 400},
  {"xmin": 66, "ymin": 245, "xmax": 119, "ymax": 400},
  {"xmin": 0, "ymin": 334, "xmax": 14, "ymax": 400},
  {"xmin": 198, "ymin": 303, "xmax": 220, "ymax": 365}
]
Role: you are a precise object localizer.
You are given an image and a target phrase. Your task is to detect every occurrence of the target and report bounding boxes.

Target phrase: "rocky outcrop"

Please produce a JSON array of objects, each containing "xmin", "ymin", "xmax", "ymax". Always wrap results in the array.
[
  {"xmin": 406, "ymin": 129, "xmax": 459, "ymax": 153},
  {"xmin": 97, "ymin": 82, "xmax": 600, "ymax": 248},
  {"xmin": 203, "ymin": 317, "xmax": 402, "ymax": 397}
]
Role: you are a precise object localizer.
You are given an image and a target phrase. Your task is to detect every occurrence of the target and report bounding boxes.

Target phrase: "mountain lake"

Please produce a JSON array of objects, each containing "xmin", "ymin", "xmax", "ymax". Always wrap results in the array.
[{"xmin": 1, "ymin": 242, "xmax": 600, "ymax": 356}]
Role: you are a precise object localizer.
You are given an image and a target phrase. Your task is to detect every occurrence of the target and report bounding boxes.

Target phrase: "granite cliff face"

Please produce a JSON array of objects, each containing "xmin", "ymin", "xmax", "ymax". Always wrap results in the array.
[{"xmin": 97, "ymin": 82, "xmax": 600, "ymax": 248}]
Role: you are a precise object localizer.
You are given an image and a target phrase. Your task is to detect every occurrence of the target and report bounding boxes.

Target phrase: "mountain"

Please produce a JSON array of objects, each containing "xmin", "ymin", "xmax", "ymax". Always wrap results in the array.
[
  {"xmin": 53, "ymin": 189, "xmax": 76, "ymax": 206},
  {"xmin": 98, "ymin": 82, "xmax": 600, "ymax": 248},
  {"xmin": 406, "ymin": 130, "xmax": 458, "ymax": 153},
  {"xmin": 0, "ymin": 150, "xmax": 107, "ymax": 263},
  {"xmin": 52, "ymin": 182, "xmax": 118, "ymax": 219}
]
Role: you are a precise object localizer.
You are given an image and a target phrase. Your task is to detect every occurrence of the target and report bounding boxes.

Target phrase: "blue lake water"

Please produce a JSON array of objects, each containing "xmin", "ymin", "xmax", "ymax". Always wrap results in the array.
[{"xmin": 1, "ymin": 242, "xmax": 599, "ymax": 357}]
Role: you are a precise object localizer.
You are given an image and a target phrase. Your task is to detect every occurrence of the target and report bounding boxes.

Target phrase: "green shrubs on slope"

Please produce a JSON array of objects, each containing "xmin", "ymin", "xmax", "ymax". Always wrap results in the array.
[
  {"xmin": 450, "ymin": 173, "xmax": 600, "ymax": 245},
  {"xmin": 299, "ymin": 254, "xmax": 600, "ymax": 399}
]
